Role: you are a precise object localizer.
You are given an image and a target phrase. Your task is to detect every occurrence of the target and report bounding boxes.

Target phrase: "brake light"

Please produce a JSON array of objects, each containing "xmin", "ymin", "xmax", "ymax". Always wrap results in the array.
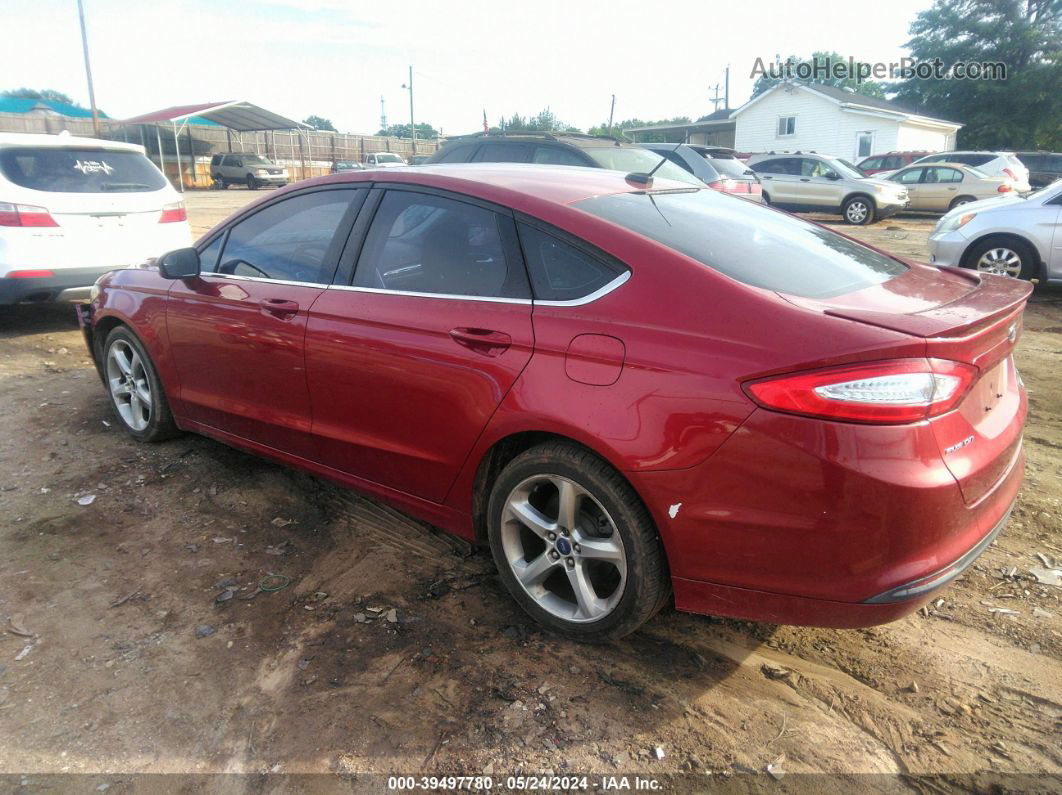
[
  {"xmin": 997, "ymin": 183, "xmax": 1013, "ymax": 193},
  {"xmin": 6, "ymin": 270, "xmax": 55, "ymax": 279},
  {"xmin": 1002, "ymin": 168, "xmax": 1017, "ymax": 181},
  {"xmin": 0, "ymin": 202, "xmax": 59, "ymax": 227},
  {"xmin": 744, "ymin": 359, "xmax": 979, "ymax": 424},
  {"xmin": 158, "ymin": 201, "xmax": 187, "ymax": 223}
]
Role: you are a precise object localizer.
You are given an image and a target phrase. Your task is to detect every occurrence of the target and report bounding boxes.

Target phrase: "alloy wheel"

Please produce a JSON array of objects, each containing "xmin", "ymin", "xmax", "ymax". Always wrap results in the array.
[
  {"xmin": 976, "ymin": 247, "xmax": 1022, "ymax": 277},
  {"xmin": 499, "ymin": 474, "xmax": 627, "ymax": 623},
  {"xmin": 106, "ymin": 340, "xmax": 152, "ymax": 431},
  {"xmin": 845, "ymin": 200, "xmax": 869, "ymax": 224}
]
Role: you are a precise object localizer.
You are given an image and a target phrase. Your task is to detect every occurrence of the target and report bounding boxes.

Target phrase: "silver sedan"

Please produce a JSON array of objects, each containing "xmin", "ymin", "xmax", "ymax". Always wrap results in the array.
[{"xmin": 928, "ymin": 180, "xmax": 1062, "ymax": 282}]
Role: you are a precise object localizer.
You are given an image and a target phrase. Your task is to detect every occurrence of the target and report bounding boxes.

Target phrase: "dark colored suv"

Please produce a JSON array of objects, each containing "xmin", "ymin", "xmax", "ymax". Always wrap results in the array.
[
  {"xmin": 425, "ymin": 132, "xmax": 701, "ymax": 185},
  {"xmin": 1014, "ymin": 152, "xmax": 1062, "ymax": 188}
]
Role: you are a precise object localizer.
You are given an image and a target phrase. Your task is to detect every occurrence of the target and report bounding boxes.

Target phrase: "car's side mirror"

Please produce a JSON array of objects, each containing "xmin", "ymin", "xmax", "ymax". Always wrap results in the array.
[
  {"xmin": 157, "ymin": 247, "xmax": 201, "ymax": 280},
  {"xmin": 825, "ymin": 172, "xmax": 841, "ymax": 180}
]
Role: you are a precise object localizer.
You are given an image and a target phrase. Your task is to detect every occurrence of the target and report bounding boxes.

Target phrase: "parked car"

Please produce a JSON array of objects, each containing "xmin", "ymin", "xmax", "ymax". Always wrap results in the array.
[
  {"xmin": 640, "ymin": 143, "xmax": 763, "ymax": 201},
  {"xmin": 410, "ymin": 155, "xmax": 431, "ymax": 166},
  {"xmin": 928, "ymin": 180, "xmax": 1062, "ymax": 281},
  {"xmin": 1013, "ymin": 151, "xmax": 1062, "ymax": 188},
  {"xmin": 425, "ymin": 131, "xmax": 702, "ymax": 185},
  {"xmin": 0, "ymin": 132, "xmax": 190, "ymax": 304},
  {"xmin": 331, "ymin": 160, "xmax": 364, "ymax": 174},
  {"xmin": 885, "ymin": 163, "xmax": 1016, "ymax": 212},
  {"xmin": 80, "ymin": 164, "xmax": 1029, "ymax": 639},
  {"xmin": 363, "ymin": 152, "xmax": 407, "ymax": 168},
  {"xmin": 912, "ymin": 152, "xmax": 1031, "ymax": 193},
  {"xmin": 857, "ymin": 151, "xmax": 932, "ymax": 175},
  {"xmin": 210, "ymin": 153, "xmax": 288, "ymax": 190},
  {"xmin": 747, "ymin": 152, "xmax": 909, "ymax": 224}
]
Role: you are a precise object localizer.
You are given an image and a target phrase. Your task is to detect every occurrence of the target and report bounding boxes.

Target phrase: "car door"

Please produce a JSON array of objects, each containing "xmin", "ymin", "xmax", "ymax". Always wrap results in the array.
[
  {"xmin": 752, "ymin": 158, "xmax": 801, "ymax": 205},
  {"xmin": 304, "ymin": 187, "xmax": 535, "ymax": 502},
  {"xmin": 892, "ymin": 167, "xmax": 926, "ymax": 209},
  {"xmin": 800, "ymin": 158, "xmax": 844, "ymax": 208},
  {"xmin": 166, "ymin": 187, "xmax": 364, "ymax": 458},
  {"xmin": 920, "ymin": 166, "xmax": 964, "ymax": 211}
]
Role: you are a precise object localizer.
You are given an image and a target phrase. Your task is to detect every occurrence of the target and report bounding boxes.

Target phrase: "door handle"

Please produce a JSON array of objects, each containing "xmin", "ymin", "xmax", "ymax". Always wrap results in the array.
[
  {"xmin": 449, "ymin": 327, "xmax": 512, "ymax": 356},
  {"xmin": 800, "ymin": 178, "xmax": 810, "ymax": 182},
  {"xmin": 761, "ymin": 175, "xmax": 773, "ymax": 180},
  {"xmin": 260, "ymin": 298, "xmax": 299, "ymax": 318},
  {"xmin": 947, "ymin": 187, "xmax": 957, "ymax": 191}
]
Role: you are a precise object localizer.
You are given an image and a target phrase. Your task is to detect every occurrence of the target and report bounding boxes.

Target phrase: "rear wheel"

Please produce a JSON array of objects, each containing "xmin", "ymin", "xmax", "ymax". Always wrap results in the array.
[
  {"xmin": 949, "ymin": 195, "xmax": 976, "ymax": 210},
  {"xmin": 842, "ymin": 195, "xmax": 875, "ymax": 225},
  {"xmin": 963, "ymin": 237, "xmax": 1036, "ymax": 280},
  {"xmin": 246, "ymin": 174, "xmax": 259, "ymax": 190},
  {"xmin": 487, "ymin": 442, "xmax": 669, "ymax": 641},
  {"xmin": 103, "ymin": 326, "xmax": 180, "ymax": 442}
]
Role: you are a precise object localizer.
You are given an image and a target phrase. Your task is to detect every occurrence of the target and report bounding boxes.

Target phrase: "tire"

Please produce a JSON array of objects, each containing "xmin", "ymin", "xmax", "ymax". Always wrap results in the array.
[
  {"xmin": 486, "ymin": 442, "xmax": 670, "ymax": 641},
  {"xmin": 963, "ymin": 237, "xmax": 1037, "ymax": 280},
  {"xmin": 949, "ymin": 195, "xmax": 976, "ymax": 211},
  {"xmin": 761, "ymin": 191, "xmax": 771, "ymax": 206},
  {"xmin": 246, "ymin": 174, "xmax": 259, "ymax": 190},
  {"xmin": 842, "ymin": 195, "xmax": 875, "ymax": 225},
  {"xmin": 102, "ymin": 326, "xmax": 180, "ymax": 443}
]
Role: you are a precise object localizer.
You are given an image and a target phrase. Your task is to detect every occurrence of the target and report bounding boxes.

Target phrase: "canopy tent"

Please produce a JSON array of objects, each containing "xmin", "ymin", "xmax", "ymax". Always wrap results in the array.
[{"xmin": 123, "ymin": 101, "xmax": 309, "ymax": 191}]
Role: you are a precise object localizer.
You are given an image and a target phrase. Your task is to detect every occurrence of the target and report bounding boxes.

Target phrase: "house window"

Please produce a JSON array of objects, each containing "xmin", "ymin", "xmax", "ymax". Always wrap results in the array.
[
  {"xmin": 777, "ymin": 116, "xmax": 796, "ymax": 137},
  {"xmin": 856, "ymin": 132, "xmax": 874, "ymax": 159}
]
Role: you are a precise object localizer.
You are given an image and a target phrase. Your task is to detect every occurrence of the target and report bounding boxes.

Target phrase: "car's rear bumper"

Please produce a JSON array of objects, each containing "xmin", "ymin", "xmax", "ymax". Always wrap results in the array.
[{"xmin": 0, "ymin": 266, "xmax": 116, "ymax": 304}]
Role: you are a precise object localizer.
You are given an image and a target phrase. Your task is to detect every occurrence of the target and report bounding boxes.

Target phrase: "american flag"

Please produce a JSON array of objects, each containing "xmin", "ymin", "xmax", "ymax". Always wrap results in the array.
[{"xmin": 483, "ymin": 110, "xmax": 489, "ymax": 133}]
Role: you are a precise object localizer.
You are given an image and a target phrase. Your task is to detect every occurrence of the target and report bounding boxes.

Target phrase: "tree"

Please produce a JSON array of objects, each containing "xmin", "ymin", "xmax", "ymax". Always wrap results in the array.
[
  {"xmin": 490, "ymin": 108, "xmax": 580, "ymax": 134},
  {"xmin": 377, "ymin": 122, "xmax": 438, "ymax": 139},
  {"xmin": 750, "ymin": 51, "xmax": 888, "ymax": 99},
  {"xmin": 891, "ymin": 0, "xmax": 1061, "ymax": 150},
  {"xmin": 303, "ymin": 115, "xmax": 336, "ymax": 131},
  {"xmin": 587, "ymin": 117, "xmax": 692, "ymax": 142},
  {"xmin": 2, "ymin": 88, "xmax": 78, "ymax": 105}
]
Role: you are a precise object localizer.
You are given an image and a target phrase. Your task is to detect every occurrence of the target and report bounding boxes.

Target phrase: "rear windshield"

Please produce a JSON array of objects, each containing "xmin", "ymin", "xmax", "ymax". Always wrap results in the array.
[
  {"xmin": 583, "ymin": 147, "xmax": 702, "ymax": 186},
  {"xmin": 0, "ymin": 147, "xmax": 168, "ymax": 193},
  {"xmin": 573, "ymin": 189, "xmax": 907, "ymax": 298},
  {"xmin": 704, "ymin": 155, "xmax": 755, "ymax": 180},
  {"xmin": 376, "ymin": 153, "xmax": 404, "ymax": 163}
]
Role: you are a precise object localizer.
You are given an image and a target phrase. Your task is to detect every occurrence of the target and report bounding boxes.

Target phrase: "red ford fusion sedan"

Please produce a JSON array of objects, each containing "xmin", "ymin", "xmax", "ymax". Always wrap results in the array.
[{"xmin": 78, "ymin": 164, "xmax": 1029, "ymax": 640}]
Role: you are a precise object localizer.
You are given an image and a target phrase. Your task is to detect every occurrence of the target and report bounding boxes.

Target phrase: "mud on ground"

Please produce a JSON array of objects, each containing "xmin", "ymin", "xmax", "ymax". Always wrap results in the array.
[{"xmin": 0, "ymin": 196, "xmax": 1059, "ymax": 788}]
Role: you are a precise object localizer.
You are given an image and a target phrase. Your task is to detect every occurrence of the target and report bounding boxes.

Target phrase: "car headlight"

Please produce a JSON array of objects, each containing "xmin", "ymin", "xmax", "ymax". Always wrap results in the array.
[
  {"xmin": 936, "ymin": 211, "xmax": 977, "ymax": 234},
  {"xmin": 256, "ymin": 168, "xmax": 269, "ymax": 176}
]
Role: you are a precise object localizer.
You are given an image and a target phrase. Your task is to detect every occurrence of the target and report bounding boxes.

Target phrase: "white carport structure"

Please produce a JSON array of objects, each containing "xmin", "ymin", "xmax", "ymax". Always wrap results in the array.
[{"xmin": 123, "ymin": 101, "xmax": 309, "ymax": 192}]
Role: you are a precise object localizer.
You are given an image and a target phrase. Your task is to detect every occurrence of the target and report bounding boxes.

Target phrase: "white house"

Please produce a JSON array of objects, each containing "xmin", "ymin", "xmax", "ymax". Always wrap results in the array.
[{"xmin": 732, "ymin": 82, "xmax": 962, "ymax": 161}]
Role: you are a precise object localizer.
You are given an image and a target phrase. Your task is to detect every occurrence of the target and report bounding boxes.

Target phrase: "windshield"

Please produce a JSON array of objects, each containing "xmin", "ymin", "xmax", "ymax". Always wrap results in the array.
[
  {"xmin": 584, "ymin": 147, "xmax": 702, "ymax": 186},
  {"xmin": 833, "ymin": 158, "xmax": 868, "ymax": 178},
  {"xmin": 573, "ymin": 188, "xmax": 907, "ymax": 298},
  {"xmin": 377, "ymin": 153, "xmax": 404, "ymax": 163},
  {"xmin": 242, "ymin": 155, "xmax": 273, "ymax": 166},
  {"xmin": 0, "ymin": 146, "xmax": 169, "ymax": 193}
]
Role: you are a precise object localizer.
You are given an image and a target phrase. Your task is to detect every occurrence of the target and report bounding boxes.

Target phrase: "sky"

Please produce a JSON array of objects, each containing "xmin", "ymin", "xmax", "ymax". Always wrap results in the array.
[{"xmin": 4, "ymin": 0, "xmax": 935, "ymax": 136}]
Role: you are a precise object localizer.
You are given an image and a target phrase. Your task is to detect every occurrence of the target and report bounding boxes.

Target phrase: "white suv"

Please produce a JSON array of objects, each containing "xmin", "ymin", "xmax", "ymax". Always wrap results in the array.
[
  {"xmin": 0, "ymin": 133, "xmax": 191, "ymax": 304},
  {"xmin": 912, "ymin": 152, "xmax": 1031, "ymax": 193}
]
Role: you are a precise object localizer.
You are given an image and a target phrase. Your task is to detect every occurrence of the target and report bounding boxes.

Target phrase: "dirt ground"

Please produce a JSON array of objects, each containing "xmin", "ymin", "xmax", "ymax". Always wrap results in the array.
[{"xmin": 1, "ymin": 187, "xmax": 1059, "ymax": 790}]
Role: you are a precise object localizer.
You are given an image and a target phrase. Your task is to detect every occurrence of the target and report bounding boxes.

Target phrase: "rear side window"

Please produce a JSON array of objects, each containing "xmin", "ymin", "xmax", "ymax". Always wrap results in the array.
[
  {"xmin": 859, "ymin": 157, "xmax": 882, "ymax": 170},
  {"xmin": 573, "ymin": 189, "xmax": 907, "ymax": 299},
  {"xmin": 214, "ymin": 189, "xmax": 359, "ymax": 284},
  {"xmin": 958, "ymin": 154, "xmax": 993, "ymax": 167},
  {"xmin": 532, "ymin": 146, "xmax": 590, "ymax": 167},
  {"xmin": 0, "ymin": 147, "xmax": 168, "ymax": 193},
  {"xmin": 517, "ymin": 224, "xmax": 624, "ymax": 302},
  {"xmin": 473, "ymin": 142, "xmax": 532, "ymax": 163},
  {"xmin": 433, "ymin": 143, "xmax": 477, "ymax": 163},
  {"xmin": 705, "ymin": 156, "xmax": 747, "ymax": 179},
  {"xmin": 354, "ymin": 191, "xmax": 529, "ymax": 299},
  {"xmin": 752, "ymin": 158, "xmax": 800, "ymax": 175}
]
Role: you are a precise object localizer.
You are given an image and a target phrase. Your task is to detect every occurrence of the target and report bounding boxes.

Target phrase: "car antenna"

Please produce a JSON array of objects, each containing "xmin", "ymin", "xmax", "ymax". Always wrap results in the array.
[{"xmin": 626, "ymin": 141, "xmax": 683, "ymax": 188}]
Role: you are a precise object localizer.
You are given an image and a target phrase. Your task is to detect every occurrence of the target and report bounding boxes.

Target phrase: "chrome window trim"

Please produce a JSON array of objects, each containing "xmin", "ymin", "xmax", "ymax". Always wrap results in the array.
[
  {"xmin": 323, "ymin": 269, "xmax": 630, "ymax": 307},
  {"xmin": 199, "ymin": 272, "xmax": 325, "ymax": 288}
]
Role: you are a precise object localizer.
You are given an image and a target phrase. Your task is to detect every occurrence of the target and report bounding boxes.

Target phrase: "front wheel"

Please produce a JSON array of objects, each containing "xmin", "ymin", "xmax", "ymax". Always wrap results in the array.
[
  {"xmin": 842, "ymin": 196, "xmax": 875, "ymax": 225},
  {"xmin": 246, "ymin": 174, "xmax": 259, "ymax": 190},
  {"xmin": 949, "ymin": 195, "xmax": 976, "ymax": 211},
  {"xmin": 103, "ymin": 326, "xmax": 180, "ymax": 442},
  {"xmin": 963, "ymin": 237, "xmax": 1037, "ymax": 280},
  {"xmin": 487, "ymin": 442, "xmax": 670, "ymax": 641}
]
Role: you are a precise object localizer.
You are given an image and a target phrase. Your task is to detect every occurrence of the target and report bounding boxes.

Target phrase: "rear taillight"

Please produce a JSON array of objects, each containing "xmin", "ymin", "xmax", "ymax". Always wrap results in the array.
[
  {"xmin": 998, "ymin": 184, "xmax": 1013, "ymax": 193},
  {"xmin": 1002, "ymin": 168, "xmax": 1017, "ymax": 181},
  {"xmin": 705, "ymin": 179, "xmax": 738, "ymax": 192},
  {"xmin": 6, "ymin": 269, "xmax": 55, "ymax": 279},
  {"xmin": 159, "ymin": 201, "xmax": 187, "ymax": 223},
  {"xmin": 0, "ymin": 202, "xmax": 59, "ymax": 227},
  {"xmin": 744, "ymin": 359, "xmax": 979, "ymax": 424}
]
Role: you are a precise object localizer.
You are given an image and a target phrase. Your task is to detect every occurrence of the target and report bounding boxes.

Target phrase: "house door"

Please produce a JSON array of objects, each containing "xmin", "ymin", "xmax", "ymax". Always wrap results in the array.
[{"xmin": 856, "ymin": 132, "xmax": 875, "ymax": 161}]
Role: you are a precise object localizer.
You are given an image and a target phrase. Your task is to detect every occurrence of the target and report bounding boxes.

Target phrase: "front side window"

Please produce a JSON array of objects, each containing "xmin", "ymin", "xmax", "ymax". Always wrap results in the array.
[
  {"xmin": 354, "ymin": 191, "xmax": 529, "ymax": 299},
  {"xmin": 574, "ymin": 188, "xmax": 907, "ymax": 299},
  {"xmin": 532, "ymin": 146, "xmax": 591, "ymax": 167},
  {"xmin": 213, "ymin": 190, "xmax": 358, "ymax": 284},
  {"xmin": 894, "ymin": 167, "xmax": 924, "ymax": 184},
  {"xmin": 777, "ymin": 116, "xmax": 796, "ymax": 136},
  {"xmin": 0, "ymin": 147, "xmax": 168, "ymax": 193},
  {"xmin": 802, "ymin": 159, "xmax": 837, "ymax": 179},
  {"xmin": 517, "ymin": 224, "xmax": 624, "ymax": 302}
]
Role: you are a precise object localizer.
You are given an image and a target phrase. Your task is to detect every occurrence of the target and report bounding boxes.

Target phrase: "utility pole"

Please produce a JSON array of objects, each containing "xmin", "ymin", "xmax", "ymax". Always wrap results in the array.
[
  {"xmin": 607, "ymin": 94, "xmax": 615, "ymax": 137},
  {"xmin": 76, "ymin": 0, "xmax": 101, "ymax": 137},
  {"xmin": 709, "ymin": 83, "xmax": 723, "ymax": 112},
  {"xmin": 380, "ymin": 95, "xmax": 387, "ymax": 133},
  {"xmin": 724, "ymin": 64, "xmax": 730, "ymax": 110},
  {"xmin": 401, "ymin": 66, "xmax": 416, "ymax": 157}
]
